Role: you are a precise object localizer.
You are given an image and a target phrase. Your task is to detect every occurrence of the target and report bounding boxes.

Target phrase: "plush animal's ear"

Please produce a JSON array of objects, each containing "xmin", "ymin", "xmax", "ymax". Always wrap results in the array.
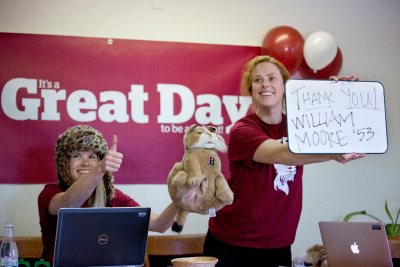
[
  {"xmin": 206, "ymin": 125, "xmax": 216, "ymax": 133},
  {"xmin": 186, "ymin": 124, "xmax": 197, "ymax": 133}
]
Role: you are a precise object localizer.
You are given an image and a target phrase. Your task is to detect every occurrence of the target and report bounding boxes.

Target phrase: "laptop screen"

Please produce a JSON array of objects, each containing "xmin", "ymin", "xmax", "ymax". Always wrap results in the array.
[
  {"xmin": 53, "ymin": 207, "xmax": 151, "ymax": 267},
  {"xmin": 319, "ymin": 221, "xmax": 393, "ymax": 267}
]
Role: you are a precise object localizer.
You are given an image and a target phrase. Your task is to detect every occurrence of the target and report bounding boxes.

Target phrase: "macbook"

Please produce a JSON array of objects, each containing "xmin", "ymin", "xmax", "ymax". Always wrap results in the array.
[
  {"xmin": 53, "ymin": 207, "xmax": 151, "ymax": 267},
  {"xmin": 319, "ymin": 221, "xmax": 393, "ymax": 267}
]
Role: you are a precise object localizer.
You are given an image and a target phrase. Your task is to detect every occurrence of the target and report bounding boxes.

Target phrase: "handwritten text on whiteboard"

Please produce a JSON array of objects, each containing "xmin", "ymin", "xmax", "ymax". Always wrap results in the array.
[{"xmin": 285, "ymin": 80, "xmax": 387, "ymax": 154}]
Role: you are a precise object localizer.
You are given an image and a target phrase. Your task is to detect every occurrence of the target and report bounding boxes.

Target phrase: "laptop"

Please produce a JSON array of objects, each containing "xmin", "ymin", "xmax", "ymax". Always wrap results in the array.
[
  {"xmin": 53, "ymin": 207, "xmax": 151, "ymax": 267},
  {"xmin": 319, "ymin": 221, "xmax": 393, "ymax": 267}
]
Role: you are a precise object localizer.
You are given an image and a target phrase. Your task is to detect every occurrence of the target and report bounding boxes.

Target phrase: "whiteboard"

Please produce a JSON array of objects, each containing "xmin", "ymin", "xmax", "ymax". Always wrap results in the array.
[{"xmin": 285, "ymin": 79, "xmax": 387, "ymax": 154}]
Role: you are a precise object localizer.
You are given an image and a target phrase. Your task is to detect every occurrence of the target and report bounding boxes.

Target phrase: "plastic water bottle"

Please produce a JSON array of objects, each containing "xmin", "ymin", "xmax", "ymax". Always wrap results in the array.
[{"xmin": 0, "ymin": 222, "xmax": 18, "ymax": 267}]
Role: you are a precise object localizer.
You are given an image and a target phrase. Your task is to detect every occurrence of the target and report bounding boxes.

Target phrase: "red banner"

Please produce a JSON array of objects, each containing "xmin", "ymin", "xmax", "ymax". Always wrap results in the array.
[{"xmin": 0, "ymin": 33, "xmax": 260, "ymax": 184}]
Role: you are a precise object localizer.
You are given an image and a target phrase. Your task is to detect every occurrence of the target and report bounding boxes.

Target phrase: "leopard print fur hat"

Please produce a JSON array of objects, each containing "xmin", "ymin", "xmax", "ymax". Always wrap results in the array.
[{"xmin": 54, "ymin": 125, "xmax": 114, "ymax": 202}]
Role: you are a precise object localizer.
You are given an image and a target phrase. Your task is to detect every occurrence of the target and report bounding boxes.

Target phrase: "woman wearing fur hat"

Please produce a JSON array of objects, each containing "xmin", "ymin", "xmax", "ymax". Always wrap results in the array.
[{"xmin": 38, "ymin": 125, "xmax": 178, "ymax": 263}]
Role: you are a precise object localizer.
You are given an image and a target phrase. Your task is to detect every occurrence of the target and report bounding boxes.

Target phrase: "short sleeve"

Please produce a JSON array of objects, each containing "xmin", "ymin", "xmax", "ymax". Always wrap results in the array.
[
  {"xmin": 38, "ymin": 184, "xmax": 63, "ymax": 221},
  {"xmin": 111, "ymin": 188, "xmax": 140, "ymax": 207},
  {"xmin": 228, "ymin": 118, "xmax": 271, "ymax": 167}
]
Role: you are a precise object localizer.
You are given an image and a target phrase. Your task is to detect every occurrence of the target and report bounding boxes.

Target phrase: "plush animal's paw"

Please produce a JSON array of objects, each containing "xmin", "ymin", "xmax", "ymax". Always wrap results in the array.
[
  {"xmin": 188, "ymin": 177, "xmax": 203, "ymax": 188},
  {"xmin": 217, "ymin": 191, "xmax": 234, "ymax": 205},
  {"xmin": 171, "ymin": 222, "xmax": 183, "ymax": 233}
]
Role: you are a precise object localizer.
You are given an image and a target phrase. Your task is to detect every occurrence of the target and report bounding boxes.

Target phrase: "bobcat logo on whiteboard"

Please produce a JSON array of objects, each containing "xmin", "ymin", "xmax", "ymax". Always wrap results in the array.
[{"xmin": 273, "ymin": 164, "xmax": 296, "ymax": 195}]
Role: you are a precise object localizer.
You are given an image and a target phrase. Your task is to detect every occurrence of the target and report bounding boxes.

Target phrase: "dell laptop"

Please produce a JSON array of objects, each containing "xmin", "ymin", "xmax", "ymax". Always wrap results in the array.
[{"xmin": 53, "ymin": 207, "xmax": 151, "ymax": 267}]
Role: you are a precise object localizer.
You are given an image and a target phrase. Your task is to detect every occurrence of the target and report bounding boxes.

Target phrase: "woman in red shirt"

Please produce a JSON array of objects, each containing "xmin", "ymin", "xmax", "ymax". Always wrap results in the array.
[{"xmin": 204, "ymin": 55, "xmax": 365, "ymax": 267}]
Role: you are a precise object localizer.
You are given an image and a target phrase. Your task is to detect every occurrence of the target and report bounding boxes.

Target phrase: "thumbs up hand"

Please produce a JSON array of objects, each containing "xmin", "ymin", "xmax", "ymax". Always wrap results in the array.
[
  {"xmin": 100, "ymin": 135, "xmax": 123, "ymax": 173},
  {"xmin": 110, "ymin": 134, "xmax": 118, "ymax": 152}
]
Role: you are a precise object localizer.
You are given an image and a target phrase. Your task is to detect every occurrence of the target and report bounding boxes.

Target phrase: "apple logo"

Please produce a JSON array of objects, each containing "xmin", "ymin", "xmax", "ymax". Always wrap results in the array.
[{"xmin": 351, "ymin": 242, "xmax": 360, "ymax": 254}]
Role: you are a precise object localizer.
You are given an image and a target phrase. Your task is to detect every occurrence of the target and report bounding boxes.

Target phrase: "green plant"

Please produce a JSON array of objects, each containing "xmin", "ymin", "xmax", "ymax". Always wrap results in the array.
[{"xmin": 343, "ymin": 200, "xmax": 400, "ymax": 237}]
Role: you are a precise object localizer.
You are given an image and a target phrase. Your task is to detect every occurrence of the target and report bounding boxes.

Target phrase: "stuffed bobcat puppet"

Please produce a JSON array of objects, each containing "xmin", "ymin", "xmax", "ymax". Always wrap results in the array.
[{"xmin": 167, "ymin": 124, "xmax": 234, "ymax": 232}]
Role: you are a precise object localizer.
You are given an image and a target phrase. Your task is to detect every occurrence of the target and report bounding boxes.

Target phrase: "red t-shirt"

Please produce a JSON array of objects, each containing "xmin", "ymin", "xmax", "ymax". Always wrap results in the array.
[
  {"xmin": 209, "ymin": 113, "xmax": 303, "ymax": 249},
  {"xmin": 37, "ymin": 184, "xmax": 140, "ymax": 264}
]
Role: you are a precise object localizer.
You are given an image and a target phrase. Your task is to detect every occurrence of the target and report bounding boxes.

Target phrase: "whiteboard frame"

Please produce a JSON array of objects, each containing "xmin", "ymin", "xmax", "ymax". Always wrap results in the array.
[{"xmin": 285, "ymin": 79, "xmax": 388, "ymax": 154}]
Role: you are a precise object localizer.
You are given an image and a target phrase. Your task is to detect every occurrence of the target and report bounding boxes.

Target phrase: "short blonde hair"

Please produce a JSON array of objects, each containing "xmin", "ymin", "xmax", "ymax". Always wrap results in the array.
[{"xmin": 240, "ymin": 55, "xmax": 290, "ymax": 96}]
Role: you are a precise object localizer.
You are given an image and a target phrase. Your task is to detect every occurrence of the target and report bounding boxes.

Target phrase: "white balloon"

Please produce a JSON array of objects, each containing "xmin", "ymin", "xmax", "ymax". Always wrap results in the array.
[{"xmin": 303, "ymin": 31, "xmax": 338, "ymax": 71}]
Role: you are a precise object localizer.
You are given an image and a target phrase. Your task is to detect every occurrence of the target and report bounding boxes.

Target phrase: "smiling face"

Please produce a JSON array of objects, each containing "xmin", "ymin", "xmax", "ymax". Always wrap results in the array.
[
  {"xmin": 251, "ymin": 61, "xmax": 285, "ymax": 113},
  {"xmin": 69, "ymin": 150, "xmax": 99, "ymax": 181}
]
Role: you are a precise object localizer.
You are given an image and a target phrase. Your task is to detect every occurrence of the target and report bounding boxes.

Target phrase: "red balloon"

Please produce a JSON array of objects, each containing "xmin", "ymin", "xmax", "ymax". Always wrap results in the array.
[
  {"xmin": 261, "ymin": 26, "xmax": 304, "ymax": 74},
  {"xmin": 299, "ymin": 48, "xmax": 343, "ymax": 79}
]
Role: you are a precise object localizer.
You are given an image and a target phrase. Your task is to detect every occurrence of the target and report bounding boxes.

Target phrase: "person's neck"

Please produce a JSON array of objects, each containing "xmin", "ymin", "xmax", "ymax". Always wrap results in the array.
[{"xmin": 255, "ymin": 106, "xmax": 282, "ymax": 124}]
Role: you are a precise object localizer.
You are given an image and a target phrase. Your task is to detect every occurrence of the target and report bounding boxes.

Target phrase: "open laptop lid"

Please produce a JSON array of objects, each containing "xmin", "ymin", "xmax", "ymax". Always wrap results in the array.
[
  {"xmin": 319, "ymin": 221, "xmax": 393, "ymax": 267},
  {"xmin": 54, "ymin": 207, "xmax": 151, "ymax": 267}
]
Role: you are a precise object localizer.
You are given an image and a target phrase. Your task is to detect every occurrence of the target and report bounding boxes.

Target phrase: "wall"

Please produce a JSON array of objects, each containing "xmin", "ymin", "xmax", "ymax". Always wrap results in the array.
[{"xmin": 0, "ymin": 0, "xmax": 399, "ymax": 258}]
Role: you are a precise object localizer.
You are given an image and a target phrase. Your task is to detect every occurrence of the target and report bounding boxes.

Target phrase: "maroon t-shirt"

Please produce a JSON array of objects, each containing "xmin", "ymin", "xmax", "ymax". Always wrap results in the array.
[
  {"xmin": 38, "ymin": 184, "xmax": 140, "ymax": 264},
  {"xmin": 209, "ymin": 113, "xmax": 303, "ymax": 249}
]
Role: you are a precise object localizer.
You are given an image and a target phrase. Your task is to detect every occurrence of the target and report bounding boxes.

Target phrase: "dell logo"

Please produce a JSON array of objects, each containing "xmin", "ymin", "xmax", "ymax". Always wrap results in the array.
[{"xmin": 98, "ymin": 234, "xmax": 109, "ymax": 245}]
